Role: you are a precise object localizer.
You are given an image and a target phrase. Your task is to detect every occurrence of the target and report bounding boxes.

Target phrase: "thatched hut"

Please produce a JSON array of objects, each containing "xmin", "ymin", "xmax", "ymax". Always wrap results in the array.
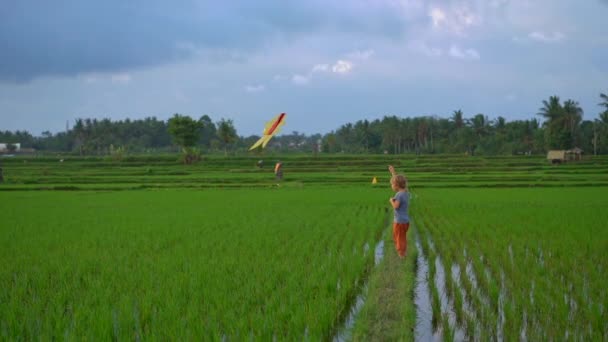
[
  {"xmin": 566, "ymin": 147, "xmax": 583, "ymax": 161},
  {"xmin": 547, "ymin": 148, "xmax": 583, "ymax": 164},
  {"xmin": 547, "ymin": 150, "xmax": 566, "ymax": 164}
]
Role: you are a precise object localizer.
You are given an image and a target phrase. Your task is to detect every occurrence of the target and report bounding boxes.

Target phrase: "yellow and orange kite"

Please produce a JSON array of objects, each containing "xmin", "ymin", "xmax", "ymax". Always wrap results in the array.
[{"xmin": 249, "ymin": 113, "xmax": 287, "ymax": 150}]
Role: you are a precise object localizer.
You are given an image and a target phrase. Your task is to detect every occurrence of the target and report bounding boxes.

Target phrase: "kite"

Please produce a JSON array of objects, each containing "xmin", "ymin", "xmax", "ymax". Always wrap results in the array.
[{"xmin": 249, "ymin": 113, "xmax": 287, "ymax": 150}]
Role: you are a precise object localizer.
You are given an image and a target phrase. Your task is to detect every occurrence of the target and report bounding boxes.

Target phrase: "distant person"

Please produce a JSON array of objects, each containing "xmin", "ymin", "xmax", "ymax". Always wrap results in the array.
[
  {"xmin": 388, "ymin": 165, "xmax": 410, "ymax": 259},
  {"xmin": 0, "ymin": 166, "xmax": 3, "ymax": 183},
  {"xmin": 274, "ymin": 161, "xmax": 283, "ymax": 181},
  {"xmin": 257, "ymin": 159, "xmax": 264, "ymax": 168}
]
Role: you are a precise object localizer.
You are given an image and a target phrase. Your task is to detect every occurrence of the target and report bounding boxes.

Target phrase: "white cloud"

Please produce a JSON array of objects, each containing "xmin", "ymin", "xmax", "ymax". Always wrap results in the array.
[
  {"xmin": 429, "ymin": 7, "xmax": 447, "ymax": 28},
  {"xmin": 428, "ymin": 5, "xmax": 479, "ymax": 36},
  {"xmin": 245, "ymin": 84, "xmax": 265, "ymax": 93},
  {"xmin": 347, "ymin": 49, "xmax": 375, "ymax": 60},
  {"xmin": 312, "ymin": 64, "xmax": 330, "ymax": 72},
  {"xmin": 111, "ymin": 73, "xmax": 132, "ymax": 84},
  {"xmin": 449, "ymin": 46, "xmax": 480, "ymax": 60},
  {"xmin": 332, "ymin": 60, "xmax": 353, "ymax": 74},
  {"xmin": 292, "ymin": 74, "xmax": 310, "ymax": 85},
  {"xmin": 528, "ymin": 31, "xmax": 565, "ymax": 43}
]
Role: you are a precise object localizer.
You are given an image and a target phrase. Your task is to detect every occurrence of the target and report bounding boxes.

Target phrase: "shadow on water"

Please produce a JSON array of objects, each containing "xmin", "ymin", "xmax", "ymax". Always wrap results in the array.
[{"xmin": 332, "ymin": 237, "xmax": 385, "ymax": 341}]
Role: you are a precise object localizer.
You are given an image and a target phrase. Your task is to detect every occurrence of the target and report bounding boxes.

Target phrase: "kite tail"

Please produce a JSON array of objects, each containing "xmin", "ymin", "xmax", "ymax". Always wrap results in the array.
[
  {"xmin": 261, "ymin": 135, "xmax": 273, "ymax": 148},
  {"xmin": 249, "ymin": 136, "xmax": 268, "ymax": 150}
]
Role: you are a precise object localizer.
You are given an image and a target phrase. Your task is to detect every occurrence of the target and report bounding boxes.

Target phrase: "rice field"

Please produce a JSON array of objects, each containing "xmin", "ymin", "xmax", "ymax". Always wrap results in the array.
[
  {"xmin": 1, "ymin": 188, "xmax": 386, "ymax": 339},
  {"xmin": 413, "ymin": 188, "xmax": 608, "ymax": 340},
  {"xmin": 1, "ymin": 154, "xmax": 607, "ymax": 340}
]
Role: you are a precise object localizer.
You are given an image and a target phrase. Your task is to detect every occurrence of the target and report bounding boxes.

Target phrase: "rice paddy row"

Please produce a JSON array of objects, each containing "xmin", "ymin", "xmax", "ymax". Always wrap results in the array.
[
  {"xmin": 411, "ymin": 188, "xmax": 608, "ymax": 340},
  {"xmin": 2, "ymin": 154, "xmax": 608, "ymax": 190}
]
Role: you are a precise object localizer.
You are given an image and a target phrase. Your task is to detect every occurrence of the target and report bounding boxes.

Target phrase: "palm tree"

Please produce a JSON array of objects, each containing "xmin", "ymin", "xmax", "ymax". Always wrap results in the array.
[
  {"xmin": 451, "ymin": 110, "xmax": 465, "ymax": 129},
  {"xmin": 599, "ymin": 93, "xmax": 608, "ymax": 111},
  {"xmin": 471, "ymin": 113, "xmax": 489, "ymax": 138},
  {"xmin": 563, "ymin": 99, "xmax": 583, "ymax": 131},
  {"xmin": 538, "ymin": 96, "xmax": 568, "ymax": 149},
  {"xmin": 538, "ymin": 95, "xmax": 563, "ymax": 123}
]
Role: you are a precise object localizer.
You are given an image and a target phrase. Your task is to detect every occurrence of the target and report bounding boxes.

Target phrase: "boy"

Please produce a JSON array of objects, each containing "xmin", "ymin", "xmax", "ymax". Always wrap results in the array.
[{"xmin": 388, "ymin": 165, "xmax": 409, "ymax": 258}]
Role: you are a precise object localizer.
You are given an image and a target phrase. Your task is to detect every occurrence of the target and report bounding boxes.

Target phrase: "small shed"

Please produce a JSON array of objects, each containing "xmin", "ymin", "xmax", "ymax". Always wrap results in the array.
[
  {"xmin": 547, "ymin": 148, "xmax": 583, "ymax": 164},
  {"xmin": 566, "ymin": 147, "xmax": 583, "ymax": 161},
  {"xmin": 547, "ymin": 150, "xmax": 566, "ymax": 164},
  {"xmin": 0, "ymin": 143, "xmax": 21, "ymax": 152}
]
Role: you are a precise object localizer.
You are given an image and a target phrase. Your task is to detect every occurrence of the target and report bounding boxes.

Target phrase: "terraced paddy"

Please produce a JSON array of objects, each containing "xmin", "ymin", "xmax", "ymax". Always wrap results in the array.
[
  {"xmin": 1, "ymin": 154, "xmax": 607, "ymax": 340},
  {"xmin": 1, "ymin": 154, "xmax": 608, "ymax": 190}
]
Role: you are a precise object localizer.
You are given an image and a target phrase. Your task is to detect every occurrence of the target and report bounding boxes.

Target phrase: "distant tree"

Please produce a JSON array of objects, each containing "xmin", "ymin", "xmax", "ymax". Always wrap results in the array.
[
  {"xmin": 168, "ymin": 114, "xmax": 202, "ymax": 163},
  {"xmin": 451, "ymin": 110, "xmax": 465, "ymax": 130},
  {"xmin": 598, "ymin": 93, "xmax": 608, "ymax": 154},
  {"xmin": 538, "ymin": 96, "xmax": 563, "ymax": 122},
  {"xmin": 217, "ymin": 118, "xmax": 237, "ymax": 156},
  {"xmin": 495, "ymin": 116, "xmax": 506, "ymax": 132},
  {"xmin": 599, "ymin": 93, "xmax": 608, "ymax": 111},
  {"xmin": 538, "ymin": 96, "xmax": 569, "ymax": 149},
  {"xmin": 562, "ymin": 99, "xmax": 583, "ymax": 147},
  {"xmin": 168, "ymin": 114, "xmax": 201, "ymax": 148},
  {"xmin": 323, "ymin": 133, "xmax": 337, "ymax": 153},
  {"xmin": 471, "ymin": 113, "xmax": 490, "ymax": 138},
  {"xmin": 198, "ymin": 115, "xmax": 217, "ymax": 148}
]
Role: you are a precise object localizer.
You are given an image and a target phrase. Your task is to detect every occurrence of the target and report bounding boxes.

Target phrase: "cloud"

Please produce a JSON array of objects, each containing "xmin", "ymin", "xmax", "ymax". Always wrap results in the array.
[
  {"xmin": 331, "ymin": 60, "xmax": 354, "ymax": 74},
  {"xmin": 428, "ymin": 5, "xmax": 479, "ymax": 36},
  {"xmin": 312, "ymin": 64, "xmax": 330, "ymax": 72},
  {"xmin": 287, "ymin": 58, "xmax": 354, "ymax": 86},
  {"xmin": 0, "ymin": 1, "xmax": 406, "ymax": 82},
  {"xmin": 347, "ymin": 49, "xmax": 375, "ymax": 60},
  {"xmin": 245, "ymin": 84, "xmax": 265, "ymax": 92},
  {"xmin": 429, "ymin": 7, "xmax": 447, "ymax": 28},
  {"xmin": 448, "ymin": 46, "xmax": 480, "ymax": 60},
  {"xmin": 528, "ymin": 31, "xmax": 565, "ymax": 43},
  {"xmin": 292, "ymin": 74, "xmax": 310, "ymax": 85}
]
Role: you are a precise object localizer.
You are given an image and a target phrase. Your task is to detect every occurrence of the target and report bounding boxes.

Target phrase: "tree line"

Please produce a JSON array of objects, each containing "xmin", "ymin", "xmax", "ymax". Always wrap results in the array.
[{"xmin": 2, "ymin": 93, "xmax": 608, "ymax": 156}]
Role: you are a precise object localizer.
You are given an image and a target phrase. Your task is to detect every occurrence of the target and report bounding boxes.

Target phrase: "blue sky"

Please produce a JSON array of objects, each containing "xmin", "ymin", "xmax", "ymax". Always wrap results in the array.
[{"xmin": 1, "ymin": 0, "xmax": 607, "ymax": 136}]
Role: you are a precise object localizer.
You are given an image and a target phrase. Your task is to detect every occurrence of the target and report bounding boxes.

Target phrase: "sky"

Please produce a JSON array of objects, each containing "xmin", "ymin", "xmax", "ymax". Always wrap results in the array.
[{"xmin": 1, "ymin": 0, "xmax": 607, "ymax": 136}]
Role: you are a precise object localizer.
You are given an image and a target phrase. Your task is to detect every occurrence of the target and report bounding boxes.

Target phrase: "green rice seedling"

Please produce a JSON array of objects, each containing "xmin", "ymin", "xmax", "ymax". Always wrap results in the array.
[
  {"xmin": 441, "ymin": 312, "xmax": 454, "ymax": 341},
  {"xmin": 453, "ymin": 280, "xmax": 465, "ymax": 326},
  {"xmin": 0, "ymin": 188, "xmax": 390, "ymax": 339},
  {"xmin": 429, "ymin": 275, "xmax": 441, "ymax": 332}
]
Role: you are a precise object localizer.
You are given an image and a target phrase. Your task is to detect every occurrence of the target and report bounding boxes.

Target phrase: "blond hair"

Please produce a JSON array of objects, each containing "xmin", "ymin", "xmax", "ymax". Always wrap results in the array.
[{"xmin": 391, "ymin": 174, "xmax": 408, "ymax": 190}]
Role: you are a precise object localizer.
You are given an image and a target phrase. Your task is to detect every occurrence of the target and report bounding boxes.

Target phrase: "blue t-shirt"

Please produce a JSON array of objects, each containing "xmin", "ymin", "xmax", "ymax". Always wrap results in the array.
[{"xmin": 393, "ymin": 191, "xmax": 410, "ymax": 223}]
